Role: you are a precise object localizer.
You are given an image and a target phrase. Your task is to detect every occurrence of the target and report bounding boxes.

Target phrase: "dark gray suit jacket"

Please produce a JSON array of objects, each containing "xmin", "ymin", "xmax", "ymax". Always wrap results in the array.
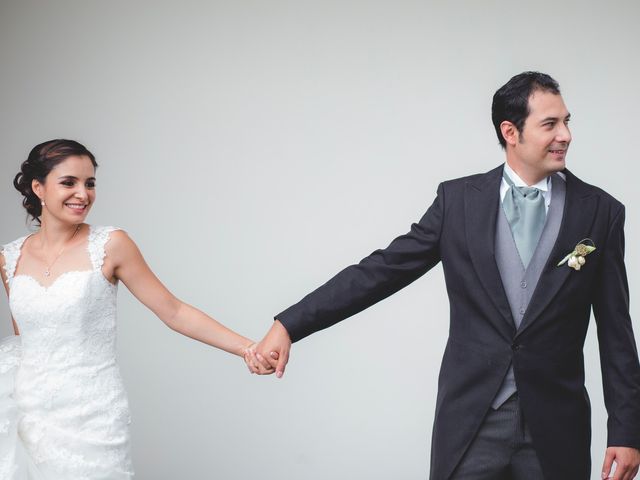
[{"xmin": 276, "ymin": 165, "xmax": 640, "ymax": 479}]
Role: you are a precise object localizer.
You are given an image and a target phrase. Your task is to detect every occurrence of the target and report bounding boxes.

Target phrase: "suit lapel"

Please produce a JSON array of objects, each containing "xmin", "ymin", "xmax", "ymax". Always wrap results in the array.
[
  {"xmin": 516, "ymin": 169, "xmax": 599, "ymax": 337},
  {"xmin": 465, "ymin": 165, "xmax": 515, "ymax": 338}
]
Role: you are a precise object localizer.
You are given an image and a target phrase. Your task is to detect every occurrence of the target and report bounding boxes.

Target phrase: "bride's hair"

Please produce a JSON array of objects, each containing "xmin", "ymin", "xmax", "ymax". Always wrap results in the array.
[{"xmin": 14, "ymin": 139, "xmax": 98, "ymax": 224}]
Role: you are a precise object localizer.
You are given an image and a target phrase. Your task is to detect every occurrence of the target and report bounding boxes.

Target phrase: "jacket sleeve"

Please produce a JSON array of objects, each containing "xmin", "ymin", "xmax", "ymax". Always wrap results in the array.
[
  {"xmin": 276, "ymin": 183, "xmax": 445, "ymax": 342},
  {"xmin": 593, "ymin": 204, "xmax": 640, "ymax": 448}
]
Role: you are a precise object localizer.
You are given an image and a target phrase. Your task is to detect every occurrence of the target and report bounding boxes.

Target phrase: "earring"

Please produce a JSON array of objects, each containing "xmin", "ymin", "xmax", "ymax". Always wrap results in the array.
[{"xmin": 40, "ymin": 200, "xmax": 45, "ymax": 206}]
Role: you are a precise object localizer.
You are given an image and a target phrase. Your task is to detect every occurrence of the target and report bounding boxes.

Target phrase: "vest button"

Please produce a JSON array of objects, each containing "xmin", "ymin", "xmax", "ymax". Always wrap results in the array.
[{"xmin": 520, "ymin": 281, "xmax": 527, "ymax": 288}]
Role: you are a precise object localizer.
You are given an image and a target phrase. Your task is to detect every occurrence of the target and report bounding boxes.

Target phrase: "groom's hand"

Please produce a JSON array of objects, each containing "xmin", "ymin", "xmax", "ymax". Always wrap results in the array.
[
  {"xmin": 255, "ymin": 320, "xmax": 291, "ymax": 378},
  {"xmin": 602, "ymin": 446, "xmax": 640, "ymax": 479}
]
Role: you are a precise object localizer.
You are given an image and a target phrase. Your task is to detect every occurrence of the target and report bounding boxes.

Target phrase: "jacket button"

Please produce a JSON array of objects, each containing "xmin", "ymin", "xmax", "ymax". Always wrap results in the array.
[
  {"xmin": 511, "ymin": 344, "xmax": 520, "ymax": 351},
  {"xmin": 520, "ymin": 281, "xmax": 527, "ymax": 288}
]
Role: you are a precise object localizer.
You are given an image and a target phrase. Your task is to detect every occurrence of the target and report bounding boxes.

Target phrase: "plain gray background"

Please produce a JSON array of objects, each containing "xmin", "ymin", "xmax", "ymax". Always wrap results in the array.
[{"xmin": 1, "ymin": 1, "xmax": 639, "ymax": 478}]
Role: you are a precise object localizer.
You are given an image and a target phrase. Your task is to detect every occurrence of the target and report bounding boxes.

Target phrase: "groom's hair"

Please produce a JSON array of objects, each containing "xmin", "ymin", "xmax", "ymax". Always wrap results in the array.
[{"xmin": 491, "ymin": 71, "xmax": 561, "ymax": 149}]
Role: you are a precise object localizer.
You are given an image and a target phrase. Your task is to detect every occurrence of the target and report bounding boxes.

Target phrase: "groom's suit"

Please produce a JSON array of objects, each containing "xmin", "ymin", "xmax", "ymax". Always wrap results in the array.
[{"xmin": 276, "ymin": 165, "xmax": 640, "ymax": 479}]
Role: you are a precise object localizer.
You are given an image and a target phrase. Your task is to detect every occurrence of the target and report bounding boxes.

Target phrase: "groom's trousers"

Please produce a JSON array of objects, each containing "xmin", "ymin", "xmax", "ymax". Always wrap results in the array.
[{"xmin": 450, "ymin": 394, "xmax": 545, "ymax": 480}]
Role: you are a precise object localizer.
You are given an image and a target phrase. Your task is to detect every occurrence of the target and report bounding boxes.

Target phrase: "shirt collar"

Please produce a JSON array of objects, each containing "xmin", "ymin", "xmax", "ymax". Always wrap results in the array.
[{"xmin": 503, "ymin": 162, "xmax": 549, "ymax": 192}]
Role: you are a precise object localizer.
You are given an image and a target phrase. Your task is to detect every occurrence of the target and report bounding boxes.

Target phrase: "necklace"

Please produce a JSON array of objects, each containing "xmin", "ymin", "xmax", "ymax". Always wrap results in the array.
[{"xmin": 43, "ymin": 224, "xmax": 82, "ymax": 277}]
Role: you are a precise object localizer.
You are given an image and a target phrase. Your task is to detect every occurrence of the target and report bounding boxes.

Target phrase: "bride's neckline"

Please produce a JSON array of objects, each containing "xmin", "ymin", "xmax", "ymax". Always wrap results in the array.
[
  {"xmin": 13, "ymin": 225, "xmax": 94, "ymax": 289},
  {"xmin": 13, "ymin": 269, "xmax": 97, "ymax": 292}
]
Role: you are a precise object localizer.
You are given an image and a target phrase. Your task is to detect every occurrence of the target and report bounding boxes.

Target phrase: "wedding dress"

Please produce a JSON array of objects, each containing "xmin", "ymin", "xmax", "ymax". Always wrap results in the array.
[{"xmin": 0, "ymin": 226, "xmax": 134, "ymax": 479}]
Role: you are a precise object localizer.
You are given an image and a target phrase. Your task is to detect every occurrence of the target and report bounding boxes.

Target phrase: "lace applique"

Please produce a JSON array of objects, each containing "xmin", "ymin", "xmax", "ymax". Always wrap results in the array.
[
  {"xmin": 1, "ymin": 236, "xmax": 29, "ymax": 285},
  {"xmin": 0, "ymin": 336, "xmax": 21, "ymax": 376},
  {"xmin": 0, "ymin": 336, "xmax": 20, "ymax": 480},
  {"xmin": 88, "ymin": 226, "xmax": 121, "ymax": 271}
]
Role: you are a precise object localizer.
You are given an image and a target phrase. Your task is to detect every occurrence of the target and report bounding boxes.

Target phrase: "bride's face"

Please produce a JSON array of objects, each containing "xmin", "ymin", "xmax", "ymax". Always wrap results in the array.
[{"xmin": 33, "ymin": 155, "xmax": 97, "ymax": 225}]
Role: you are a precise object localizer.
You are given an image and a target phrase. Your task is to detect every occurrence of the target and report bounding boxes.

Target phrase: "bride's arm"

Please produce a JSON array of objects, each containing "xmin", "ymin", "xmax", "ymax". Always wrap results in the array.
[
  {"xmin": 104, "ymin": 230, "xmax": 268, "ymax": 369},
  {"xmin": 0, "ymin": 253, "xmax": 19, "ymax": 335}
]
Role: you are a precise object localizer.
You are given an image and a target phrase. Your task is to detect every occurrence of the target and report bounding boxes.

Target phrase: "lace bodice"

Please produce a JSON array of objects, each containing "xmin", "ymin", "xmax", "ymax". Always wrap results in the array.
[
  {"xmin": 0, "ymin": 225, "xmax": 134, "ymax": 479},
  {"xmin": 5, "ymin": 226, "xmax": 119, "ymax": 369}
]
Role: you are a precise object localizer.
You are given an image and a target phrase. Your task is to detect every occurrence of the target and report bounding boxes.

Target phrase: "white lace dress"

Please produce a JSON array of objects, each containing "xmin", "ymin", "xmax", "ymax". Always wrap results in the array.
[{"xmin": 0, "ymin": 226, "xmax": 134, "ymax": 479}]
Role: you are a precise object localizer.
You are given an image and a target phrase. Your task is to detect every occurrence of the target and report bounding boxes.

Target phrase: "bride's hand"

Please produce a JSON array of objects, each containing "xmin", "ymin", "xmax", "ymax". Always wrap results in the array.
[{"xmin": 243, "ymin": 343, "xmax": 275, "ymax": 375}]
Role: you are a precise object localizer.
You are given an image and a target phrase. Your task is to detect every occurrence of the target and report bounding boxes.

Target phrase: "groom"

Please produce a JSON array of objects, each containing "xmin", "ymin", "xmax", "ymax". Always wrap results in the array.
[{"xmin": 254, "ymin": 72, "xmax": 640, "ymax": 479}]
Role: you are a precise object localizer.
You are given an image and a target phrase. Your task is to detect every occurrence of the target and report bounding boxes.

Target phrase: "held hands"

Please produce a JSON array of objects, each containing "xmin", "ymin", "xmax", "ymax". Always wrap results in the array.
[
  {"xmin": 242, "ymin": 321, "xmax": 291, "ymax": 376},
  {"xmin": 602, "ymin": 446, "xmax": 640, "ymax": 480},
  {"xmin": 242, "ymin": 343, "xmax": 275, "ymax": 375},
  {"xmin": 247, "ymin": 320, "xmax": 291, "ymax": 378}
]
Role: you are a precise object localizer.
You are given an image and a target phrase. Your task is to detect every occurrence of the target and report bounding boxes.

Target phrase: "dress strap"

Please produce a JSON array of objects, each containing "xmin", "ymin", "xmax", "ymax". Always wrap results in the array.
[
  {"xmin": 88, "ymin": 226, "xmax": 121, "ymax": 271},
  {"xmin": 1, "ymin": 236, "xmax": 29, "ymax": 285}
]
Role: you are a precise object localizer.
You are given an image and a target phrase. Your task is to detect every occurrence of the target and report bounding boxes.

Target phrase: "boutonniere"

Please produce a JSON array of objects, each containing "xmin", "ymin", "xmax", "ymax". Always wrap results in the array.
[{"xmin": 557, "ymin": 239, "xmax": 596, "ymax": 271}]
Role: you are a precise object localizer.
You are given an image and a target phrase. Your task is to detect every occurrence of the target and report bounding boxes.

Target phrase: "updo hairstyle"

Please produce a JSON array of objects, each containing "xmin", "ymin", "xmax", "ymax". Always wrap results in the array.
[{"xmin": 13, "ymin": 139, "xmax": 98, "ymax": 224}]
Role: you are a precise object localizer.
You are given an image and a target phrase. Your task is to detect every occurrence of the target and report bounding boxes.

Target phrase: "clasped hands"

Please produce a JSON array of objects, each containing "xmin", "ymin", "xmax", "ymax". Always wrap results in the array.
[{"xmin": 242, "ymin": 320, "xmax": 291, "ymax": 377}]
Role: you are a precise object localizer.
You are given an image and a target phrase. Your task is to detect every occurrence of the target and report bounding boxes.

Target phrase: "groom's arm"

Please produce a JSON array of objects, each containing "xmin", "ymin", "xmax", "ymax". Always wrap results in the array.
[
  {"xmin": 593, "ymin": 203, "xmax": 640, "ymax": 479},
  {"xmin": 255, "ymin": 183, "xmax": 446, "ymax": 376},
  {"xmin": 278, "ymin": 184, "xmax": 445, "ymax": 342},
  {"xmin": 593, "ymin": 204, "xmax": 640, "ymax": 446}
]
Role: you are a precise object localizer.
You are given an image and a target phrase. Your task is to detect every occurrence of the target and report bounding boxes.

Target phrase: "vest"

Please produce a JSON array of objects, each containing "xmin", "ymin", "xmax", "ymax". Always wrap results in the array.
[{"xmin": 491, "ymin": 173, "xmax": 566, "ymax": 408}]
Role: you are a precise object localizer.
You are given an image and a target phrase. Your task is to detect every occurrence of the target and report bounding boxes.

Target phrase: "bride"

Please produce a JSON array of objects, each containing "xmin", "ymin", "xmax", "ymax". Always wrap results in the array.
[{"xmin": 0, "ymin": 139, "xmax": 272, "ymax": 479}]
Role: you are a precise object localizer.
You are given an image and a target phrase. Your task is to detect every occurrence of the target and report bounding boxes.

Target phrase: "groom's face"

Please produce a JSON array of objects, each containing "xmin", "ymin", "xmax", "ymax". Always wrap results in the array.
[{"xmin": 512, "ymin": 90, "xmax": 572, "ymax": 177}]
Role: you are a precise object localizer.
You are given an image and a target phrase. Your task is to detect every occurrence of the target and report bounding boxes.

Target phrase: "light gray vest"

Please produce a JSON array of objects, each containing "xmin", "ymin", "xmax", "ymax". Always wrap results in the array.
[{"xmin": 491, "ymin": 173, "xmax": 566, "ymax": 408}]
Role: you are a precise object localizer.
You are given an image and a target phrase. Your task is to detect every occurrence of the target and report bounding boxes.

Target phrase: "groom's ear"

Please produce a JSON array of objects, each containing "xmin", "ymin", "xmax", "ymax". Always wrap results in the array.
[{"xmin": 500, "ymin": 121, "xmax": 518, "ymax": 147}]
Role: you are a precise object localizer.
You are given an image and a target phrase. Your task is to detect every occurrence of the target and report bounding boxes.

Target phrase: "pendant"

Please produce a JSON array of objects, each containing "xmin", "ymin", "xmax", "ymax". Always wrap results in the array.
[{"xmin": 44, "ymin": 269, "xmax": 50, "ymax": 277}]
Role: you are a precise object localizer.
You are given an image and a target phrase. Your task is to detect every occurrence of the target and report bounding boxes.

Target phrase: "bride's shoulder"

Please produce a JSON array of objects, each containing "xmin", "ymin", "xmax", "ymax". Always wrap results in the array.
[
  {"xmin": 1, "ymin": 234, "xmax": 30, "ymax": 260},
  {"xmin": 2, "ymin": 234, "xmax": 30, "ymax": 249},
  {"xmin": 89, "ymin": 225, "xmax": 122, "ymax": 236},
  {"xmin": 95, "ymin": 227, "xmax": 139, "ymax": 261},
  {"xmin": 1, "ymin": 234, "xmax": 29, "ymax": 281}
]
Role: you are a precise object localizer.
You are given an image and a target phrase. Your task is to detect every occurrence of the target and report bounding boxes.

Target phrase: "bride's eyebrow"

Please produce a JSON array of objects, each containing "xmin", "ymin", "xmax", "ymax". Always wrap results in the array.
[{"xmin": 57, "ymin": 175, "xmax": 97, "ymax": 181}]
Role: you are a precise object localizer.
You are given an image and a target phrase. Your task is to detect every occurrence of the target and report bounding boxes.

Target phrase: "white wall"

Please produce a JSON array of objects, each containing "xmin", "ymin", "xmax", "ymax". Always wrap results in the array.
[{"xmin": 1, "ymin": 1, "xmax": 638, "ymax": 478}]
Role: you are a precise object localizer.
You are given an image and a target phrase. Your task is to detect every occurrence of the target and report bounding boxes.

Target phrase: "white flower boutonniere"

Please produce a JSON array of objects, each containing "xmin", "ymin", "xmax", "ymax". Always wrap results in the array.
[{"xmin": 557, "ymin": 239, "xmax": 596, "ymax": 271}]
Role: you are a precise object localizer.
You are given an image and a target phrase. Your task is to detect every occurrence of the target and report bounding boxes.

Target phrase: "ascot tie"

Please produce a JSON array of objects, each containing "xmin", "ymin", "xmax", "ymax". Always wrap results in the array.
[{"xmin": 502, "ymin": 171, "xmax": 547, "ymax": 268}]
